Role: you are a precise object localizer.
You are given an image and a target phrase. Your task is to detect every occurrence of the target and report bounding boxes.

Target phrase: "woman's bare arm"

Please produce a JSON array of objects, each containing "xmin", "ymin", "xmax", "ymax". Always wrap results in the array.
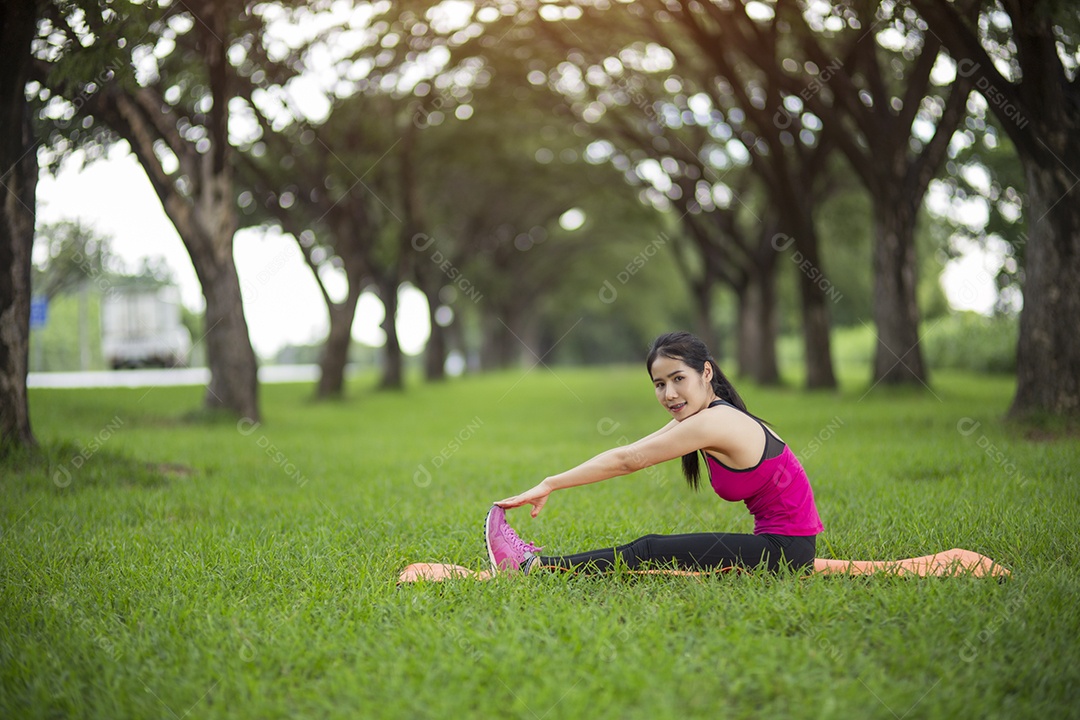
[{"xmin": 495, "ymin": 410, "xmax": 729, "ymax": 516}]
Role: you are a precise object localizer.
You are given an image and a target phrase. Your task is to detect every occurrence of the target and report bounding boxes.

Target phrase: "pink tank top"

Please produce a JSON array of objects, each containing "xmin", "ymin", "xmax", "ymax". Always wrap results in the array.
[{"xmin": 704, "ymin": 428, "xmax": 824, "ymax": 537}]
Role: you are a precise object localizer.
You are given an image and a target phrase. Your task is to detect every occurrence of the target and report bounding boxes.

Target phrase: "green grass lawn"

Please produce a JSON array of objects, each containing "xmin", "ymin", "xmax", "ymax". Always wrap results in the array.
[{"xmin": 3, "ymin": 367, "xmax": 1079, "ymax": 719}]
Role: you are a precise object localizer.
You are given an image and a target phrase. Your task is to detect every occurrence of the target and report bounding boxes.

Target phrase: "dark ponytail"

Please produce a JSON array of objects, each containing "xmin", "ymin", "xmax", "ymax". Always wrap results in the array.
[{"xmin": 646, "ymin": 331, "xmax": 765, "ymax": 491}]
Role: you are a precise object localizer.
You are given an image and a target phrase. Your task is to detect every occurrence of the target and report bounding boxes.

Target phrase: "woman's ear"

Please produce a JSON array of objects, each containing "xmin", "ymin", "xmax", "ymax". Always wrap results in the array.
[{"xmin": 702, "ymin": 361, "xmax": 714, "ymax": 384}]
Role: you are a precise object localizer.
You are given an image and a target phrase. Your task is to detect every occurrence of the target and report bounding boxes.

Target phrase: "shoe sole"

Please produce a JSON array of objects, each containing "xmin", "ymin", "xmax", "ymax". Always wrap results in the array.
[{"xmin": 484, "ymin": 505, "xmax": 500, "ymax": 573}]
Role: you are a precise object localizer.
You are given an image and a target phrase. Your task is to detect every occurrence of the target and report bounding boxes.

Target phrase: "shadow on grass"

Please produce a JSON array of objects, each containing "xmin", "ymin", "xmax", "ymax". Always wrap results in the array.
[
  {"xmin": 1, "ymin": 442, "xmax": 188, "ymax": 495},
  {"xmin": 1005, "ymin": 412, "xmax": 1080, "ymax": 442}
]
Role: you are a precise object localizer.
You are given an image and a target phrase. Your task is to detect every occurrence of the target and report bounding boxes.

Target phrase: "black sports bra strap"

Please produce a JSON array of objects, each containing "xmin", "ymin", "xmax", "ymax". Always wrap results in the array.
[{"xmin": 761, "ymin": 428, "xmax": 785, "ymax": 460}]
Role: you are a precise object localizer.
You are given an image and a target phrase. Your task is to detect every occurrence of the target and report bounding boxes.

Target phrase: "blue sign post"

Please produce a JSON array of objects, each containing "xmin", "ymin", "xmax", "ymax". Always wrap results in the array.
[{"xmin": 30, "ymin": 296, "xmax": 48, "ymax": 329}]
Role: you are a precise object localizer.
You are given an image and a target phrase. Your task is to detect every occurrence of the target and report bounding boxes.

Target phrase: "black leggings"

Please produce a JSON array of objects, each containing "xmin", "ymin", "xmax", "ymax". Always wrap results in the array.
[{"xmin": 534, "ymin": 533, "xmax": 816, "ymax": 575}]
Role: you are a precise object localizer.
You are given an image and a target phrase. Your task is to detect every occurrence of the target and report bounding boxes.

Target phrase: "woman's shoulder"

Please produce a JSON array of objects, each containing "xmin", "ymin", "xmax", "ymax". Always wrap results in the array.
[
  {"xmin": 695, "ymin": 401, "xmax": 765, "ymax": 438},
  {"xmin": 701, "ymin": 400, "xmax": 785, "ymax": 450},
  {"xmin": 703, "ymin": 400, "xmax": 757, "ymax": 425}
]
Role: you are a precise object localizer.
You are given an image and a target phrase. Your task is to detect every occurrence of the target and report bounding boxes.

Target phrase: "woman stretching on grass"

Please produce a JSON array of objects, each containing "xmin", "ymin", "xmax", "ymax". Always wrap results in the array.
[{"xmin": 400, "ymin": 332, "xmax": 1008, "ymax": 582}]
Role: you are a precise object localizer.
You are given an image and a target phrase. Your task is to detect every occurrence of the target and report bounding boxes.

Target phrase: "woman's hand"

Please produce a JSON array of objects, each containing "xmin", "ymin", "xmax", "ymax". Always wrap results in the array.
[{"xmin": 495, "ymin": 480, "xmax": 552, "ymax": 518}]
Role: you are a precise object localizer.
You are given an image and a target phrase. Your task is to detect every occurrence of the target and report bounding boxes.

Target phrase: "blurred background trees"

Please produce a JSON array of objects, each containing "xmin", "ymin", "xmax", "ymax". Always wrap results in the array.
[{"xmin": 3, "ymin": 0, "xmax": 1078, "ymax": 453}]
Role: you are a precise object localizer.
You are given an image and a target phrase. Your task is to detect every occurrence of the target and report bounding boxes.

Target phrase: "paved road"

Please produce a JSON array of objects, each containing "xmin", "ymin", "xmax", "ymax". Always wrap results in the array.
[{"xmin": 28, "ymin": 364, "xmax": 321, "ymax": 389}]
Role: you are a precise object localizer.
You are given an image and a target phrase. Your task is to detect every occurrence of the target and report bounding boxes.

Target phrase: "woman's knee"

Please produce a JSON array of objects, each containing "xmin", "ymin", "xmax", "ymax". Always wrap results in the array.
[
  {"xmin": 628, "ymin": 534, "xmax": 667, "ymax": 550},
  {"xmin": 618, "ymin": 534, "xmax": 667, "ymax": 565}
]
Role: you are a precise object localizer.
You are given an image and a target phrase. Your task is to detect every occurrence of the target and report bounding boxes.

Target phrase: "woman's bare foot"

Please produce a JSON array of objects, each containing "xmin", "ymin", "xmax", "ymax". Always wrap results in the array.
[
  {"xmin": 928, "ymin": 549, "xmax": 1011, "ymax": 578},
  {"xmin": 397, "ymin": 563, "xmax": 491, "ymax": 583}
]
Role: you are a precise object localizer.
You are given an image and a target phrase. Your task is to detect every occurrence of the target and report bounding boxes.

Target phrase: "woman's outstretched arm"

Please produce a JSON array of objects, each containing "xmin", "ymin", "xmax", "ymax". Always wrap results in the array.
[
  {"xmin": 493, "ymin": 446, "xmax": 637, "ymax": 517},
  {"xmin": 495, "ymin": 412, "xmax": 721, "ymax": 516}
]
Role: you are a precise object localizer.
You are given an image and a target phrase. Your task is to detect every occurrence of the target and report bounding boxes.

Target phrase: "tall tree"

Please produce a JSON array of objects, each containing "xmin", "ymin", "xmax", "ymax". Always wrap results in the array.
[
  {"xmin": 433, "ymin": 0, "xmax": 840, "ymax": 386},
  {"xmin": 0, "ymin": 0, "xmax": 41, "ymax": 453},
  {"xmin": 911, "ymin": 0, "xmax": 1080, "ymax": 419},
  {"xmin": 35, "ymin": 0, "xmax": 262, "ymax": 420},
  {"xmin": 538, "ymin": 43, "xmax": 780, "ymax": 379},
  {"xmin": 234, "ymin": 84, "xmax": 392, "ymax": 398},
  {"xmin": 579, "ymin": 94, "xmax": 786, "ymax": 382},
  {"xmin": 373, "ymin": 12, "xmax": 667, "ymax": 371},
  {"xmin": 709, "ymin": 0, "xmax": 973, "ymax": 387},
  {"xmin": 651, "ymin": 0, "xmax": 842, "ymax": 387},
  {"xmin": 234, "ymin": 3, "xmax": 469, "ymax": 394},
  {"xmin": 429, "ymin": 137, "xmax": 625, "ymax": 369}
]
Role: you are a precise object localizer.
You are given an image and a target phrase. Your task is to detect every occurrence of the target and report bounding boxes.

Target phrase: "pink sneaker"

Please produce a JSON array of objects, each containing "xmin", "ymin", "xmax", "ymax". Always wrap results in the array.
[{"xmin": 485, "ymin": 505, "xmax": 542, "ymax": 573}]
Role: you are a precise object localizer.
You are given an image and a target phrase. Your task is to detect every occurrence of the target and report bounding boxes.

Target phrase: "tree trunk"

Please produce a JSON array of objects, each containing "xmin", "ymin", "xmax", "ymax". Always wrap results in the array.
[
  {"xmin": 191, "ymin": 248, "xmax": 260, "ymax": 420},
  {"xmin": 446, "ymin": 311, "xmax": 471, "ymax": 374},
  {"xmin": 422, "ymin": 286, "xmax": 447, "ymax": 382},
  {"xmin": 0, "ymin": 0, "xmax": 39, "ymax": 453},
  {"xmin": 736, "ymin": 269, "xmax": 780, "ymax": 385},
  {"xmin": 479, "ymin": 313, "xmax": 497, "ymax": 371},
  {"xmin": 145, "ymin": 169, "xmax": 262, "ymax": 419},
  {"xmin": 735, "ymin": 285, "xmax": 753, "ymax": 379},
  {"xmin": 84, "ymin": 5, "xmax": 262, "ymax": 422},
  {"xmin": 378, "ymin": 277, "xmax": 404, "ymax": 390},
  {"xmin": 906, "ymin": 0, "xmax": 1079, "ymax": 419},
  {"xmin": 0, "ymin": 134, "xmax": 37, "ymax": 451},
  {"xmin": 689, "ymin": 279, "xmax": 720, "ymax": 361},
  {"xmin": 789, "ymin": 230, "xmax": 837, "ymax": 389},
  {"xmin": 1009, "ymin": 158, "xmax": 1080, "ymax": 418},
  {"xmin": 196, "ymin": 8, "xmax": 261, "ymax": 419},
  {"xmin": 316, "ymin": 289, "xmax": 362, "ymax": 399},
  {"xmin": 871, "ymin": 196, "xmax": 927, "ymax": 386},
  {"xmin": 515, "ymin": 313, "xmax": 542, "ymax": 367},
  {"xmin": 770, "ymin": 182, "xmax": 837, "ymax": 389},
  {"xmin": 480, "ymin": 310, "xmax": 516, "ymax": 370}
]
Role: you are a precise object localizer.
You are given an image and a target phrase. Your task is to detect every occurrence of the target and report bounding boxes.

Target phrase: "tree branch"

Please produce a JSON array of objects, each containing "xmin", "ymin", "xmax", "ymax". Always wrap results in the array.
[
  {"xmin": 909, "ymin": 0, "xmax": 1037, "ymax": 156},
  {"xmin": 909, "ymin": 72, "xmax": 972, "ymax": 208},
  {"xmin": 896, "ymin": 33, "xmax": 942, "ymax": 140}
]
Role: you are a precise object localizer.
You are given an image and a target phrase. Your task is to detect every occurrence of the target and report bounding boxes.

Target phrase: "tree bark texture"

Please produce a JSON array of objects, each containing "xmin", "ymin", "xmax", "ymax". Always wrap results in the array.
[
  {"xmin": 194, "ymin": 245, "xmax": 260, "ymax": 420},
  {"xmin": 772, "ymin": 4, "xmax": 972, "ymax": 388},
  {"xmin": 910, "ymin": 0, "xmax": 1080, "ymax": 418},
  {"xmin": 0, "ymin": 0, "xmax": 39, "ymax": 452},
  {"xmin": 83, "ymin": 5, "xmax": 261, "ymax": 421},
  {"xmin": 871, "ymin": 196, "xmax": 927, "ymax": 385},
  {"xmin": 736, "ymin": 265, "xmax": 780, "ymax": 386},
  {"xmin": 1010, "ymin": 159, "xmax": 1080, "ymax": 417},
  {"xmin": 378, "ymin": 276, "xmax": 404, "ymax": 390},
  {"xmin": 666, "ymin": 4, "xmax": 839, "ymax": 389},
  {"xmin": 316, "ymin": 288, "xmax": 363, "ymax": 399},
  {"xmin": 422, "ymin": 284, "xmax": 447, "ymax": 382},
  {"xmin": 788, "ymin": 226, "xmax": 837, "ymax": 389},
  {"xmin": 480, "ymin": 311, "xmax": 517, "ymax": 370},
  {"xmin": 688, "ymin": 279, "xmax": 720, "ymax": 362}
]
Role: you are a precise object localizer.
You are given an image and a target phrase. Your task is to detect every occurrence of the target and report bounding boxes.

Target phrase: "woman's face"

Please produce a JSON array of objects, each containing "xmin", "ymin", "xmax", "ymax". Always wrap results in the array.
[{"xmin": 650, "ymin": 355, "xmax": 715, "ymax": 421}]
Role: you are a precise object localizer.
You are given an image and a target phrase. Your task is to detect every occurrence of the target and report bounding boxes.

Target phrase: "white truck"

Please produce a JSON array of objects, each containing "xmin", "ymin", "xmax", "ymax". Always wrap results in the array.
[{"xmin": 101, "ymin": 284, "xmax": 192, "ymax": 369}]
